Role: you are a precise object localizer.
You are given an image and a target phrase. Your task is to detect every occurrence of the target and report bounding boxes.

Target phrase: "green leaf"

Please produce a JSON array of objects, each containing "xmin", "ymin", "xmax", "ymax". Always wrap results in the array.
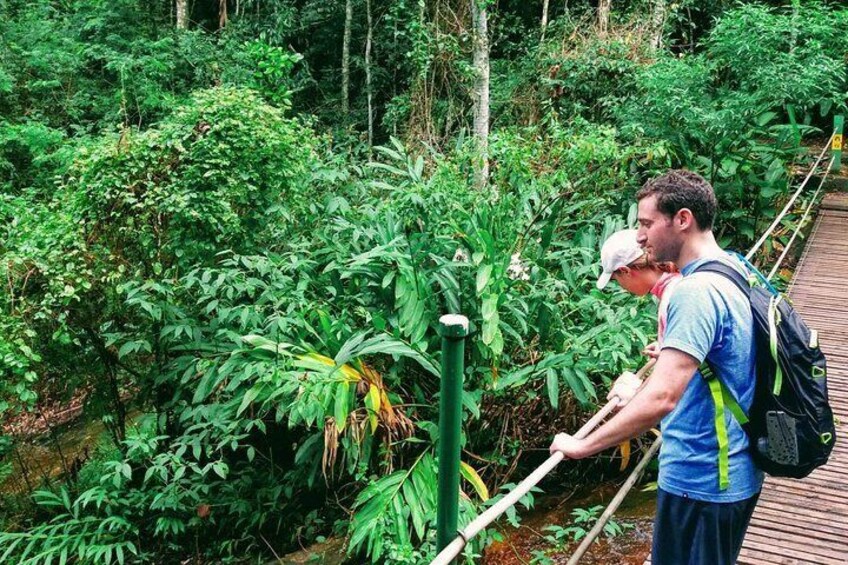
[
  {"xmin": 546, "ymin": 368, "xmax": 559, "ymax": 409},
  {"xmin": 352, "ymin": 335, "xmax": 439, "ymax": 377},
  {"xmin": 193, "ymin": 366, "xmax": 223, "ymax": 404},
  {"xmin": 402, "ymin": 480, "xmax": 425, "ymax": 538},
  {"xmin": 562, "ymin": 367, "xmax": 589, "ymax": 405},
  {"xmin": 61, "ymin": 487, "xmax": 71, "ymax": 511},
  {"xmin": 489, "ymin": 326, "xmax": 504, "ymax": 356},
  {"xmin": 117, "ymin": 342, "xmax": 136, "ymax": 359},
  {"xmin": 212, "ymin": 461, "xmax": 228, "ymax": 479},
  {"xmin": 242, "ymin": 334, "xmax": 292, "ymax": 356},
  {"xmin": 476, "ymin": 264, "xmax": 492, "ymax": 294},
  {"xmin": 481, "ymin": 293, "xmax": 498, "ymax": 321},
  {"xmin": 237, "ymin": 387, "xmax": 260, "ymax": 416},
  {"xmin": 334, "ymin": 381, "xmax": 349, "ymax": 431}
]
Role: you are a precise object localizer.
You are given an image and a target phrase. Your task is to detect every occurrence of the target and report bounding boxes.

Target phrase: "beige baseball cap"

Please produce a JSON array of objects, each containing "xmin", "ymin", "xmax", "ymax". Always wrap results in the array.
[{"xmin": 596, "ymin": 229, "xmax": 646, "ymax": 290}]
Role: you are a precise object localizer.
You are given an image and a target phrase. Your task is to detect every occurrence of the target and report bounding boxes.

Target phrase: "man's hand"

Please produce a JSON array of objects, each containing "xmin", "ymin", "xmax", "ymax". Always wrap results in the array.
[
  {"xmin": 643, "ymin": 341, "xmax": 661, "ymax": 359},
  {"xmin": 606, "ymin": 370, "xmax": 642, "ymax": 408},
  {"xmin": 549, "ymin": 433, "xmax": 590, "ymax": 459},
  {"xmin": 549, "ymin": 349, "xmax": 698, "ymax": 463}
]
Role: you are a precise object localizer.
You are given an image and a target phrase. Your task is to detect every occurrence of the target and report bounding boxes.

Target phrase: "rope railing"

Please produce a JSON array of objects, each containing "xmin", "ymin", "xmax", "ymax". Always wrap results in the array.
[
  {"xmin": 430, "ymin": 125, "xmax": 841, "ymax": 565},
  {"xmin": 745, "ymin": 132, "xmax": 835, "ymax": 262},
  {"xmin": 766, "ymin": 156, "xmax": 835, "ymax": 281}
]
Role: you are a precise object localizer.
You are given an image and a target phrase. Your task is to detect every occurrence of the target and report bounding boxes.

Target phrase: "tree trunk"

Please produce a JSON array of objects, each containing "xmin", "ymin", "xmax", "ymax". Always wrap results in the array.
[
  {"xmin": 541, "ymin": 0, "xmax": 550, "ymax": 41},
  {"xmin": 650, "ymin": 0, "xmax": 666, "ymax": 49},
  {"xmin": 176, "ymin": 0, "xmax": 188, "ymax": 29},
  {"xmin": 471, "ymin": 0, "xmax": 490, "ymax": 190},
  {"xmin": 365, "ymin": 0, "xmax": 374, "ymax": 147},
  {"xmin": 342, "ymin": 0, "xmax": 353, "ymax": 115},
  {"xmin": 219, "ymin": 0, "xmax": 228, "ymax": 30},
  {"xmin": 598, "ymin": 0, "xmax": 611, "ymax": 36}
]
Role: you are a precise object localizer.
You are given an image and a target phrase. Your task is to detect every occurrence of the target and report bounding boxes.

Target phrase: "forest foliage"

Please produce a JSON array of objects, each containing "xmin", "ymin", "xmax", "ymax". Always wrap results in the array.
[{"xmin": 1, "ymin": 0, "xmax": 847, "ymax": 563}]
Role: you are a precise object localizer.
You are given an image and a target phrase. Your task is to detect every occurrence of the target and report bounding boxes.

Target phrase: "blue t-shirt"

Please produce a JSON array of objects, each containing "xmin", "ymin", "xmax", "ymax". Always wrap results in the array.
[{"xmin": 659, "ymin": 252, "xmax": 764, "ymax": 502}]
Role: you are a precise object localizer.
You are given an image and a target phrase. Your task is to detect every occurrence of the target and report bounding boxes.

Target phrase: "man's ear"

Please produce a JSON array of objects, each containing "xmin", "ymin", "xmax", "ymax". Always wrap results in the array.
[
  {"xmin": 617, "ymin": 266, "xmax": 631, "ymax": 277},
  {"xmin": 675, "ymin": 208, "xmax": 695, "ymax": 231}
]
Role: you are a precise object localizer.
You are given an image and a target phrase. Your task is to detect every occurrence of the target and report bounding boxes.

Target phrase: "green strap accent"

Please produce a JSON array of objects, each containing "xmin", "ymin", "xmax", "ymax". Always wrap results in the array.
[
  {"xmin": 701, "ymin": 364, "xmax": 748, "ymax": 491},
  {"xmin": 769, "ymin": 295, "xmax": 784, "ymax": 395},
  {"xmin": 813, "ymin": 366, "xmax": 826, "ymax": 379},
  {"xmin": 822, "ymin": 432, "xmax": 833, "ymax": 445},
  {"xmin": 706, "ymin": 376, "xmax": 731, "ymax": 491},
  {"xmin": 722, "ymin": 386, "xmax": 749, "ymax": 426}
]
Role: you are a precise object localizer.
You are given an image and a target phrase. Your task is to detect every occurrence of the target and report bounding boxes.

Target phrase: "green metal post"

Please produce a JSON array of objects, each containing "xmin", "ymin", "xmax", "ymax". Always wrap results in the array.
[
  {"xmin": 833, "ymin": 115, "xmax": 843, "ymax": 171},
  {"xmin": 436, "ymin": 314, "xmax": 469, "ymax": 559}
]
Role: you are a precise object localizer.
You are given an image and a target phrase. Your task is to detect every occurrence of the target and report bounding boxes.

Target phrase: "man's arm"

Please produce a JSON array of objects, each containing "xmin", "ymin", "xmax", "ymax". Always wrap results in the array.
[{"xmin": 549, "ymin": 347, "xmax": 700, "ymax": 458}]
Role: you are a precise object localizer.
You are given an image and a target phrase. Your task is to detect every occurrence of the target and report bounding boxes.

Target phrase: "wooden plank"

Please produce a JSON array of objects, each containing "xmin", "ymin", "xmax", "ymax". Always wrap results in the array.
[
  {"xmin": 738, "ymin": 546, "xmax": 833, "ymax": 565},
  {"xmin": 758, "ymin": 483, "xmax": 848, "ymax": 506},
  {"xmin": 747, "ymin": 518, "xmax": 847, "ymax": 546},
  {"xmin": 739, "ymin": 534, "xmax": 844, "ymax": 564},
  {"xmin": 744, "ymin": 529, "xmax": 847, "ymax": 562},
  {"xmin": 749, "ymin": 508, "xmax": 848, "ymax": 538},
  {"xmin": 754, "ymin": 499, "xmax": 848, "ymax": 523}
]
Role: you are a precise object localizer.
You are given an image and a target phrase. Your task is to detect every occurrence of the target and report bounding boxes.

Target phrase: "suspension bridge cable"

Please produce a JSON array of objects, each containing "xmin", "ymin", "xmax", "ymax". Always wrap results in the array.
[
  {"xmin": 766, "ymin": 156, "xmax": 835, "ymax": 281},
  {"xmin": 746, "ymin": 133, "xmax": 835, "ymax": 261}
]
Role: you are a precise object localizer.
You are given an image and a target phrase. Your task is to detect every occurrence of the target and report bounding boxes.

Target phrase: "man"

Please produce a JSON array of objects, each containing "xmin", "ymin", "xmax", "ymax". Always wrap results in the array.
[{"xmin": 550, "ymin": 170, "xmax": 763, "ymax": 564}]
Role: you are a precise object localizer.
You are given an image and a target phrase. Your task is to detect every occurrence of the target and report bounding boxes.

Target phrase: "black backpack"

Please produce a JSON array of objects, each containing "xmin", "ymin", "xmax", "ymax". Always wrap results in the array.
[{"xmin": 693, "ymin": 260, "xmax": 836, "ymax": 481}]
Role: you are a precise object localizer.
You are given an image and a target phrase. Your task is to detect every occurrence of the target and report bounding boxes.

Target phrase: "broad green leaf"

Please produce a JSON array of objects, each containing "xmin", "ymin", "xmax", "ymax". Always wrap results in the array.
[
  {"xmin": 562, "ymin": 367, "xmax": 589, "ymax": 404},
  {"xmin": 490, "ymin": 326, "xmax": 504, "ymax": 356},
  {"xmin": 476, "ymin": 264, "xmax": 492, "ymax": 294},
  {"xmin": 481, "ymin": 293, "xmax": 498, "ymax": 321},
  {"xmin": 242, "ymin": 334, "xmax": 292, "ymax": 355},
  {"xmin": 237, "ymin": 387, "xmax": 260, "ymax": 416},
  {"xmin": 334, "ymin": 381, "xmax": 349, "ymax": 431},
  {"xmin": 546, "ymin": 368, "xmax": 559, "ymax": 409}
]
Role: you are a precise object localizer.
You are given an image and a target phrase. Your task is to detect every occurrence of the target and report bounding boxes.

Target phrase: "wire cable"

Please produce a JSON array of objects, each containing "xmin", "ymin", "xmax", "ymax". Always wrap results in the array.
[
  {"xmin": 767, "ymin": 156, "xmax": 835, "ymax": 280},
  {"xmin": 746, "ymin": 133, "xmax": 835, "ymax": 261}
]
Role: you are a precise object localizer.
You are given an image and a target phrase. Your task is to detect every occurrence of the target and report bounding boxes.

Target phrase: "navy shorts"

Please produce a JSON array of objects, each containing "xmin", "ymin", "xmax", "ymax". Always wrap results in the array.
[{"xmin": 651, "ymin": 488, "xmax": 760, "ymax": 565}]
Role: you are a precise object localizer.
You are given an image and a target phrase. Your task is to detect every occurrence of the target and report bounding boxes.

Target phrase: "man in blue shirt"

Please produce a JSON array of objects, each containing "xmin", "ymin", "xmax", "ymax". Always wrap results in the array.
[{"xmin": 550, "ymin": 170, "xmax": 762, "ymax": 564}]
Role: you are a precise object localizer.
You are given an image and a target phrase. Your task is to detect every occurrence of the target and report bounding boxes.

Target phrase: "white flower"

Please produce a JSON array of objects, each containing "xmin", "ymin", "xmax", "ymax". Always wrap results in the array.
[
  {"xmin": 507, "ymin": 253, "xmax": 531, "ymax": 281},
  {"xmin": 453, "ymin": 248, "xmax": 469, "ymax": 263}
]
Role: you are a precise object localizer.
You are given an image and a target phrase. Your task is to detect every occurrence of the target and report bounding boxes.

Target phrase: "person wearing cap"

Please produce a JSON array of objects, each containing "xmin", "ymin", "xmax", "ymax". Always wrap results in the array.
[
  {"xmin": 551, "ymin": 170, "xmax": 762, "ymax": 565},
  {"xmin": 597, "ymin": 228, "xmax": 681, "ymax": 406}
]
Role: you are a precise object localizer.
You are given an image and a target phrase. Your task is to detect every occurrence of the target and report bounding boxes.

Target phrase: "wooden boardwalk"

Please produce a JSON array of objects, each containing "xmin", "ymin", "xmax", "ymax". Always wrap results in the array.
[{"xmin": 645, "ymin": 192, "xmax": 848, "ymax": 565}]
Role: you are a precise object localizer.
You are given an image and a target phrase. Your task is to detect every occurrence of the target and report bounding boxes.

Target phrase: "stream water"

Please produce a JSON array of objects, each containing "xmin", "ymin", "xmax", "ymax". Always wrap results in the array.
[
  {"xmin": 0, "ymin": 409, "xmax": 145, "ymax": 497},
  {"xmin": 1, "ymin": 417, "xmax": 107, "ymax": 496},
  {"xmin": 483, "ymin": 482, "xmax": 655, "ymax": 564}
]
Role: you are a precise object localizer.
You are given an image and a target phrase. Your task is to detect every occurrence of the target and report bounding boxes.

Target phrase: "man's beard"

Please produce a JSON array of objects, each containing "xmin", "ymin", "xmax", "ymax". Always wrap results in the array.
[{"xmin": 648, "ymin": 241, "xmax": 682, "ymax": 264}]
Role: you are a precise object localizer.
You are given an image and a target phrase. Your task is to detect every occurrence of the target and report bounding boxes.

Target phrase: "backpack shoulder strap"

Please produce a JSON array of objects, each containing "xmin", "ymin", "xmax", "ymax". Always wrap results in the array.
[
  {"xmin": 700, "ymin": 361, "xmax": 750, "ymax": 491},
  {"xmin": 689, "ymin": 259, "xmax": 753, "ymax": 491},
  {"xmin": 691, "ymin": 260, "xmax": 752, "ymax": 298}
]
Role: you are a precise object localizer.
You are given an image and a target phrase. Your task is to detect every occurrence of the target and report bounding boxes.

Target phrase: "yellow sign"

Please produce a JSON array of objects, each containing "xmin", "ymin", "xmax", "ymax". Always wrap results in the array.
[{"xmin": 833, "ymin": 134, "xmax": 843, "ymax": 151}]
